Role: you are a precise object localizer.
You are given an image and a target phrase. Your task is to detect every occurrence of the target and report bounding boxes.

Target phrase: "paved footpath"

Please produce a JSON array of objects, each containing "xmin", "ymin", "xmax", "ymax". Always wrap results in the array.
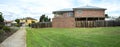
[{"xmin": 0, "ymin": 27, "xmax": 26, "ymax": 47}]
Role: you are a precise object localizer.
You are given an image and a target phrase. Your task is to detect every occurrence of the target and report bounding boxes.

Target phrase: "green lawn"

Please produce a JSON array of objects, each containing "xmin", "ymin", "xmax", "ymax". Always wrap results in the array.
[{"xmin": 26, "ymin": 27, "xmax": 120, "ymax": 47}]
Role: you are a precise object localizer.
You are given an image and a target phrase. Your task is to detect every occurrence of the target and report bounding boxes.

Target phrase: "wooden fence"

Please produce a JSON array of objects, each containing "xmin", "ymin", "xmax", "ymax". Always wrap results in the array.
[
  {"xmin": 76, "ymin": 20, "xmax": 120, "ymax": 27},
  {"xmin": 30, "ymin": 20, "xmax": 120, "ymax": 28},
  {"xmin": 30, "ymin": 22, "xmax": 52, "ymax": 28}
]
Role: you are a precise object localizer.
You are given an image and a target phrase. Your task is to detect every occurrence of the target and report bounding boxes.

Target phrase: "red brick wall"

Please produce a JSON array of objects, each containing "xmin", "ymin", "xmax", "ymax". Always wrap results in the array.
[
  {"xmin": 74, "ymin": 9, "xmax": 105, "ymax": 17},
  {"xmin": 52, "ymin": 17, "xmax": 75, "ymax": 28},
  {"xmin": 54, "ymin": 12, "xmax": 70, "ymax": 18}
]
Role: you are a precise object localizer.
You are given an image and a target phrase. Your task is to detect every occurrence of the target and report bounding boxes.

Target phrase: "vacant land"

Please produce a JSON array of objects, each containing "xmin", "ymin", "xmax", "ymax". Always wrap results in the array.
[{"xmin": 26, "ymin": 27, "xmax": 120, "ymax": 47}]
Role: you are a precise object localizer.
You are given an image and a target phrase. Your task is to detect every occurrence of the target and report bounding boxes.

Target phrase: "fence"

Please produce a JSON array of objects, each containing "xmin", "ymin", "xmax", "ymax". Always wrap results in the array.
[
  {"xmin": 76, "ymin": 20, "xmax": 120, "ymax": 27},
  {"xmin": 30, "ymin": 22, "xmax": 52, "ymax": 28},
  {"xmin": 30, "ymin": 20, "xmax": 120, "ymax": 28}
]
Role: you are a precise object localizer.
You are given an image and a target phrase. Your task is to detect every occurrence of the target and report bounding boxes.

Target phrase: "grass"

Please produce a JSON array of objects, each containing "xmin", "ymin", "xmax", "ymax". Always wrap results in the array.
[{"xmin": 26, "ymin": 27, "xmax": 120, "ymax": 47}]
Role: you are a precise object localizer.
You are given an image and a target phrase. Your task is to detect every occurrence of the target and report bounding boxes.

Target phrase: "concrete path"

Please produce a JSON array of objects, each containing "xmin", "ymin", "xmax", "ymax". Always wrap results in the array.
[{"xmin": 0, "ymin": 27, "xmax": 26, "ymax": 47}]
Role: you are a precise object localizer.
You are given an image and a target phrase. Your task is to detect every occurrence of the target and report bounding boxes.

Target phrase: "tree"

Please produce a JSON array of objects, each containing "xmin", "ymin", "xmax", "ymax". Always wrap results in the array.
[
  {"xmin": 15, "ymin": 19, "xmax": 21, "ymax": 27},
  {"xmin": 0, "ymin": 12, "xmax": 4, "ymax": 22},
  {"xmin": 44, "ymin": 16, "xmax": 49, "ymax": 22},
  {"xmin": 105, "ymin": 14, "xmax": 109, "ymax": 18},
  {"xmin": 15, "ymin": 19, "xmax": 20, "ymax": 24},
  {"xmin": 0, "ymin": 12, "xmax": 5, "ymax": 26},
  {"xmin": 48, "ymin": 18, "xmax": 51, "ymax": 22},
  {"xmin": 39, "ymin": 14, "xmax": 51, "ymax": 22},
  {"xmin": 39, "ymin": 14, "xmax": 45, "ymax": 22},
  {"xmin": 116, "ymin": 16, "xmax": 120, "ymax": 21},
  {"xmin": 32, "ymin": 21, "xmax": 35, "ymax": 23}
]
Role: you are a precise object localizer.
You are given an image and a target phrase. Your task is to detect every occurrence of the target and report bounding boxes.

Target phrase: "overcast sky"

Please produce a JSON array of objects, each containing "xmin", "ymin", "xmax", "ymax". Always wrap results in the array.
[{"xmin": 0, "ymin": 0, "xmax": 120, "ymax": 20}]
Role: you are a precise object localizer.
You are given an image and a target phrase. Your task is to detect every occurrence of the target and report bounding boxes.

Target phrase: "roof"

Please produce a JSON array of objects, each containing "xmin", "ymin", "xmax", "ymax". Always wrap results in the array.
[
  {"xmin": 20, "ymin": 17, "xmax": 37, "ymax": 20},
  {"xmin": 53, "ymin": 8, "xmax": 73, "ymax": 13},
  {"xmin": 53, "ymin": 5, "xmax": 106, "ymax": 13},
  {"xmin": 55, "ymin": 8, "xmax": 73, "ymax": 12},
  {"xmin": 4, "ymin": 20, "xmax": 13, "ymax": 23},
  {"xmin": 74, "ymin": 5, "xmax": 106, "ymax": 10}
]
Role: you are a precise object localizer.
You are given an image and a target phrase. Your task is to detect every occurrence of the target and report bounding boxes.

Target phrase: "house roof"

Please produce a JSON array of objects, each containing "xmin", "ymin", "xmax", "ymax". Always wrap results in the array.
[
  {"xmin": 55, "ymin": 8, "xmax": 73, "ymax": 12},
  {"xmin": 53, "ymin": 8, "xmax": 73, "ymax": 13},
  {"xmin": 74, "ymin": 5, "xmax": 106, "ymax": 10},
  {"xmin": 53, "ymin": 5, "xmax": 106, "ymax": 13},
  {"xmin": 20, "ymin": 17, "xmax": 37, "ymax": 20},
  {"xmin": 4, "ymin": 20, "xmax": 13, "ymax": 23}
]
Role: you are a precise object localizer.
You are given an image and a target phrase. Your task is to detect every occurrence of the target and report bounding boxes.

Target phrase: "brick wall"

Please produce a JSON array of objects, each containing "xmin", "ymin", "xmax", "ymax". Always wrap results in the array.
[
  {"xmin": 74, "ymin": 9, "xmax": 105, "ymax": 17},
  {"xmin": 52, "ymin": 17, "xmax": 75, "ymax": 28}
]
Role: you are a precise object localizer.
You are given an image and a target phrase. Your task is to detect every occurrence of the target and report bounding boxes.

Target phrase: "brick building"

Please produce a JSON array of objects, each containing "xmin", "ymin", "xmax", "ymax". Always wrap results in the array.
[{"xmin": 52, "ymin": 5, "xmax": 106, "ymax": 28}]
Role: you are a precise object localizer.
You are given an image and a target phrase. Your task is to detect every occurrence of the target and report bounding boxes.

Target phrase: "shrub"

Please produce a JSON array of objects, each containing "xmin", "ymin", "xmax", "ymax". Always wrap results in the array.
[
  {"xmin": 0, "ymin": 25, "xmax": 4, "ymax": 29},
  {"xmin": 0, "ymin": 30, "xmax": 4, "ymax": 34},
  {"xmin": 15, "ymin": 24, "xmax": 20, "ymax": 27},
  {"xmin": 3, "ymin": 26, "xmax": 11, "ymax": 32}
]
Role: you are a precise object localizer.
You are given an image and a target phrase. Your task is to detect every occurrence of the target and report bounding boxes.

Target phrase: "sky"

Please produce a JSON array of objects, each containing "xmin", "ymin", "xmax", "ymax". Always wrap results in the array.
[{"xmin": 0, "ymin": 0, "xmax": 120, "ymax": 20}]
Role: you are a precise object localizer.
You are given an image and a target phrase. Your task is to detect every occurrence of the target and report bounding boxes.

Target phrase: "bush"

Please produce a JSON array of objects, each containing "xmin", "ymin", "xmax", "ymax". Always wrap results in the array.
[
  {"xmin": 10, "ymin": 27, "xmax": 19, "ymax": 32},
  {"xmin": 3, "ymin": 26, "xmax": 11, "ymax": 32},
  {"xmin": 0, "ymin": 30, "xmax": 4, "ymax": 34},
  {"xmin": 15, "ymin": 24, "xmax": 21, "ymax": 27},
  {"xmin": 0, "ymin": 25, "xmax": 4, "ymax": 29}
]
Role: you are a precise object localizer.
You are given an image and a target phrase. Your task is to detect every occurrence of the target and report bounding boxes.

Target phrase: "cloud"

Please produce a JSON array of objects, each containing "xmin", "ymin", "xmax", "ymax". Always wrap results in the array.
[
  {"xmin": 77, "ymin": 0, "xmax": 93, "ymax": 5},
  {"xmin": 0, "ymin": 0, "xmax": 120, "ymax": 20},
  {"xmin": 0, "ymin": 0, "xmax": 75, "ymax": 20}
]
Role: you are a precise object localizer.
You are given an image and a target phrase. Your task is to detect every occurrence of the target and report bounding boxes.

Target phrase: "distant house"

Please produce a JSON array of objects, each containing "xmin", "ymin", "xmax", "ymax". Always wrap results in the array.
[
  {"xmin": 19, "ymin": 17, "xmax": 38, "ymax": 25},
  {"xmin": 4, "ymin": 20, "xmax": 13, "ymax": 26},
  {"xmin": 4, "ymin": 20, "xmax": 17, "ymax": 26},
  {"xmin": 52, "ymin": 5, "xmax": 106, "ymax": 28}
]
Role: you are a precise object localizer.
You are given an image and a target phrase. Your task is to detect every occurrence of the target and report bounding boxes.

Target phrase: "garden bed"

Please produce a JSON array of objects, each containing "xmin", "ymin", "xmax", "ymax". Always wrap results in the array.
[{"xmin": 0, "ymin": 27, "xmax": 19, "ymax": 43}]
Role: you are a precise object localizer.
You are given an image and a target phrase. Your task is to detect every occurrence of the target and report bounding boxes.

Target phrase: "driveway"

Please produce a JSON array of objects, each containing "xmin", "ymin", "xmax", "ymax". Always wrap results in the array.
[{"xmin": 0, "ymin": 27, "xmax": 26, "ymax": 47}]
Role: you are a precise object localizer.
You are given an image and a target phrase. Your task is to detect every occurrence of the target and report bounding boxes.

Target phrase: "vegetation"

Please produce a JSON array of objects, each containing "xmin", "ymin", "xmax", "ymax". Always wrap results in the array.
[
  {"xmin": 0, "ymin": 12, "xmax": 4, "ymax": 23},
  {"xmin": 3, "ymin": 26, "xmax": 11, "ymax": 32},
  {"xmin": 0, "ymin": 26, "xmax": 19, "ymax": 43},
  {"xmin": 105, "ymin": 14, "xmax": 109, "ymax": 18},
  {"xmin": 0, "ymin": 12, "xmax": 4, "ymax": 27},
  {"xmin": 0, "ymin": 12, "xmax": 5, "ymax": 30},
  {"xmin": 15, "ymin": 19, "xmax": 20, "ymax": 24},
  {"xmin": 116, "ymin": 16, "xmax": 120, "ymax": 20},
  {"xmin": 15, "ymin": 19, "xmax": 21, "ymax": 27},
  {"xmin": 26, "ymin": 27, "xmax": 120, "ymax": 47},
  {"xmin": 32, "ymin": 21, "xmax": 35, "ymax": 23},
  {"xmin": 0, "ymin": 12, "xmax": 19, "ymax": 43},
  {"xmin": 39, "ymin": 14, "xmax": 51, "ymax": 22}
]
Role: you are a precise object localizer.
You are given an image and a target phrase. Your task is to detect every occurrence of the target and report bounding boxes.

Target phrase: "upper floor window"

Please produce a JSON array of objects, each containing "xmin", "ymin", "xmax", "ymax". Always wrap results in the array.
[
  {"xmin": 55, "ymin": 13, "xmax": 63, "ymax": 17},
  {"xmin": 77, "ymin": 10, "xmax": 82, "ymax": 14},
  {"xmin": 68, "ymin": 12, "xmax": 73, "ymax": 16}
]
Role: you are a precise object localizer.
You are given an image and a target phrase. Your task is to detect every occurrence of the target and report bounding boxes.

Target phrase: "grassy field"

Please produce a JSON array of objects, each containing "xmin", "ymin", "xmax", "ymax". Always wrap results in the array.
[{"xmin": 26, "ymin": 27, "xmax": 120, "ymax": 47}]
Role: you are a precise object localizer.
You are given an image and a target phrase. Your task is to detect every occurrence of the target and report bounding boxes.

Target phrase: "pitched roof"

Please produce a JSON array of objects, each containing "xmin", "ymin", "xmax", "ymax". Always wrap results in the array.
[
  {"xmin": 20, "ymin": 17, "xmax": 37, "ymax": 20},
  {"xmin": 53, "ymin": 8, "xmax": 73, "ymax": 14},
  {"xmin": 53, "ymin": 5, "xmax": 106, "ymax": 13},
  {"xmin": 55, "ymin": 8, "xmax": 73, "ymax": 12},
  {"xmin": 74, "ymin": 5, "xmax": 106, "ymax": 10}
]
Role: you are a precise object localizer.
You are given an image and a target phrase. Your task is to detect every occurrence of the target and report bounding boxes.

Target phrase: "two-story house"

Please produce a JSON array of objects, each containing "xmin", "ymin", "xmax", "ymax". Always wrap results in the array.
[{"xmin": 52, "ymin": 5, "xmax": 106, "ymax": 28}]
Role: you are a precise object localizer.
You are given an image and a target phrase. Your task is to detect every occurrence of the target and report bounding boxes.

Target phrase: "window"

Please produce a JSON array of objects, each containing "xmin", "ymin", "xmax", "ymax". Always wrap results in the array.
[
  {"xmin": 68, "ymin": 12, "xmax": 73, "ymax": 16},
  {"xmin": 55, "ymin": 13, "xmax": 63, "ymax": 17},
  {"xmin": 77, "ymin": 10, "xmax": 82, "ymax": 14}
]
